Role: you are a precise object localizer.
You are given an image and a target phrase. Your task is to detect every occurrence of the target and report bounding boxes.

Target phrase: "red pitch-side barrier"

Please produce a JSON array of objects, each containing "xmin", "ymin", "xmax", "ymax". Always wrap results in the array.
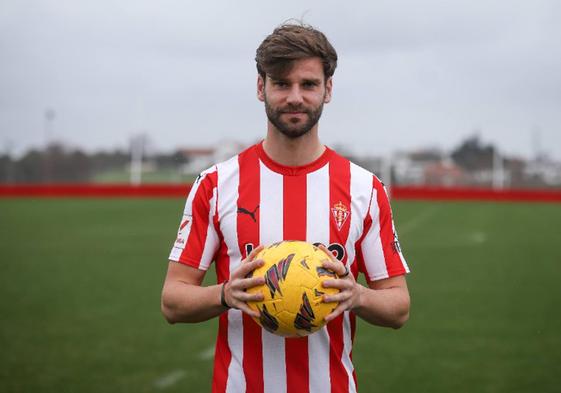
[
  {"xmin": 390, "ymin": 186, "xmax": 561, "ymax": 203},
  {"xmin": 0, "ymin": 184, "xmax": 560, "ymax": 203},
  {"xmin": 0, "ymin": 184, "xmax": 190, "ymax": 198}
]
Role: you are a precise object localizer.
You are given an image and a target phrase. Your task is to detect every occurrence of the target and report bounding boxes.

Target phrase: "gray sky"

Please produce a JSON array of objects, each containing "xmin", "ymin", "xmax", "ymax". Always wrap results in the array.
[{"xmin": 1, "ymin": 0, "xmax": 560, "ymax": 159}]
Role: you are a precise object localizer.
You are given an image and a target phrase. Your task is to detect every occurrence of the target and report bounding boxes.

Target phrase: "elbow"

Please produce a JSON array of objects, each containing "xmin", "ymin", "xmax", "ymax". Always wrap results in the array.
[
  {"xmin": 162, "ymin": 307, "xmax": 177, "ymax": 325},
  {"xmin": 390, "ymin": 310, "xmax": 409, "ymax": 329},
  {"xmin": 391, "ymin": 295, "xmax": 410, "ymax": 329},
  {"xmin": 161, "ymin": 294, "xmax": 178, "ymax": 324}
]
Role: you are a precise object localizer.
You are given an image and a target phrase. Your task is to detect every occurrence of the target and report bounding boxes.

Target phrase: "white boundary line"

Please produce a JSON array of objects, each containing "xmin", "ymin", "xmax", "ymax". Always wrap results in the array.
[
  {"xmin": 153, "ymin": 370, "xmax": 186, "ymax": 390},
  {"xmin": 398, "ymin": 206, "xmax": 438, "ymax": 236}
]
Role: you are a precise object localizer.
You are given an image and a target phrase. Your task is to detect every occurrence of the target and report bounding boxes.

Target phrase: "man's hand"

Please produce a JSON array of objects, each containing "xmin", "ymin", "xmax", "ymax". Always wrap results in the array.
[
  {"xmin": 318, "ymin": 244, "xmax": 362, "ymax": 322},
  {"xmin": 222, "ymin": 245, "xmax": 266, "ymax": 318}
]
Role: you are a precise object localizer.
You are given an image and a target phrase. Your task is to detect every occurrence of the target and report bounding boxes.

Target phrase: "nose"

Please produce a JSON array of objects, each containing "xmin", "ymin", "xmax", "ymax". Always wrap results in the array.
[{"xmin": 286, "ymin": 85, "xmax": 304, "ymax": 106}]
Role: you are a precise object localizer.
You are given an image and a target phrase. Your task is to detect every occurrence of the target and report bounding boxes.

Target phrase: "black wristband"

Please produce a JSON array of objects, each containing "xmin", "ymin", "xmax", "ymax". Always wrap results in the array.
[{"xmin": 220, "ymin": 280, "xmax": 231, "ymax": 309}]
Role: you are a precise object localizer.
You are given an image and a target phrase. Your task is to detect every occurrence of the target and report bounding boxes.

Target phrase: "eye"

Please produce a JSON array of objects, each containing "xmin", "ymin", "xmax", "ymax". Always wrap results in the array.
[
  {"xmin": 273, "ymin": 81, "xmax": 288, "ymax": 88},
  {"xmin": 302, "ymin": 81, "xmax": 319, "ymax": 89}
]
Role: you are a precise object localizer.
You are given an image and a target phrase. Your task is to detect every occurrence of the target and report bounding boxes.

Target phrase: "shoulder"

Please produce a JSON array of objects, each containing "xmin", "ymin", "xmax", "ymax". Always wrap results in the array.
[
  {"xmin": 328, "ymin": 148, "xmax": 381, "ymax": 190},
  {"xmin": 213, "ymin": 143, "xmax": 260, "ymax": 182},
  {"xmin": 196, "ymin": 144, "xmax": 259, "ymax": 186}
]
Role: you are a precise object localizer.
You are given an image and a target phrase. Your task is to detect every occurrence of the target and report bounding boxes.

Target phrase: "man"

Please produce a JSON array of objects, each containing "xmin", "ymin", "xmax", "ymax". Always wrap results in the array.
[{"xmin": 161, "ymin": 23, "xmax": 410, "ymax": 393}]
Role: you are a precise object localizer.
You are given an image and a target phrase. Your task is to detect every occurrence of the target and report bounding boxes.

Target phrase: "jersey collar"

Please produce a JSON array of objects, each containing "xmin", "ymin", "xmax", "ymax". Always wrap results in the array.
[{"xmin": 255, "ymin": 140, "xmax": 333, "ymax": 176}]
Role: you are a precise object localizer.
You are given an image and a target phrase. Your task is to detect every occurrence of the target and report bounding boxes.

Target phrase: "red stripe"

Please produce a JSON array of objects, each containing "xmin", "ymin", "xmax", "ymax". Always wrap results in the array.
[
  {"xmin": 283, "ymin": 175, "xmax": 309, "ymax": 393},
  {"xmin": 328, "ymin": 156, "xmax": 351, "ymax": 393},
  {"xmin": 374, "ymin": 178, "xmax": 406, "ymax": 277},
  {"xmin": 178, "ymin": 172, "xmax": 217, "ymax": 267},
  {"xmin": 212, "ymin": 313, "xmax": 232, "ymax": 393},
  {"xmin": 355, "ymin": 204, "xmax": 373, "ymax": 278},
  {"xmin": 212, "ymin": 240, "xmax": 231, "ymax": 393},
  {"xmin": 350, "ymin": 313, "xmax": 358, "ymax": 391},
  {"xmin": 212, "ymin": 175, "xmax": 231, "ymax": 393},
  {"xmin": 237, "ymin": 149, "xmax": 264, "ymax": 393}
]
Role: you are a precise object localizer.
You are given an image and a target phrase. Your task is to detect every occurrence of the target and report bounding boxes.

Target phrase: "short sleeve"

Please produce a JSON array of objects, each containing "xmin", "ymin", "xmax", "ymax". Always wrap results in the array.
[
  {"xmin": 168, "ymin": 168, "xmax": 220, "ymax": 270},
  {"xmin": 356, "ymin": 176, "xmax": 410, "ymax": 281}
]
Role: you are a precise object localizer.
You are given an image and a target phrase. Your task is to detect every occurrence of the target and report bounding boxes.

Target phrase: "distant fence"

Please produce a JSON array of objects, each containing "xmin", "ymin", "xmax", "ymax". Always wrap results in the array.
[{"xmin": 1, "ymin": 184, "xmax": 561, "ymax": 203}]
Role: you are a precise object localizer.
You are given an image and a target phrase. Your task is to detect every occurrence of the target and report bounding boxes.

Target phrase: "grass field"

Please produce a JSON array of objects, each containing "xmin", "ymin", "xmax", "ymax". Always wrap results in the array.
[{"xmin": 1, "ymin": 198, "xmax": 560, "ymax": 392}]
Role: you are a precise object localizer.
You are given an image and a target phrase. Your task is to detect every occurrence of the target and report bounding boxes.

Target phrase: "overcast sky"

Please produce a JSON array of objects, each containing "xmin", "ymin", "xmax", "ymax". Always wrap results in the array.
[{"xmin": 1, "ymin": 0, "xmax": 560, "ymax": 160}]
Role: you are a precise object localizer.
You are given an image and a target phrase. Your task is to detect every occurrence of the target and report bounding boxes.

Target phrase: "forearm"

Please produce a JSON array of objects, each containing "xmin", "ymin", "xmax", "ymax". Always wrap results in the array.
[
  {"xmin": 352, "ymin": 284, "xmax": 410, "ymax": 329},
  {"xmin": 161, "ymin": 281, "xmax": 226, "ymax": 324}
]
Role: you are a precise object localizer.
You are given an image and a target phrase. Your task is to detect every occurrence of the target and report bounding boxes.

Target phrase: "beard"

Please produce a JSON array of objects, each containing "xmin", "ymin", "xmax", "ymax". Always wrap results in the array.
[{"xmin": 264, "ymin": 95, "xmax": 325, "ymax": 139}]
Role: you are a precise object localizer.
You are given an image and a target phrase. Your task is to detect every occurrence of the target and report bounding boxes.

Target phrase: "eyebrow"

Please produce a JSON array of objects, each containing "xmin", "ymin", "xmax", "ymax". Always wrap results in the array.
[{"xmin": 268, "ymin": 77, "xmax": 322, "ymax": 84}]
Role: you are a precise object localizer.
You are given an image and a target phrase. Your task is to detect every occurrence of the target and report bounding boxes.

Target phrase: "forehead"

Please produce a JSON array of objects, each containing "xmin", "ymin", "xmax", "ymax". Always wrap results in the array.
[{"xmin": 268, "ymin": 57, "xmax": 325, "ymax": 81}]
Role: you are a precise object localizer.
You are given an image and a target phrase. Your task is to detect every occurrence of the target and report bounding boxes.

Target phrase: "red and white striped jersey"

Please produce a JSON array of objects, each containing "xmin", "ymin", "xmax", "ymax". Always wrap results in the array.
[{"xmin": 169, "ymin": 142, "xmax": 409, "ymax": 393}]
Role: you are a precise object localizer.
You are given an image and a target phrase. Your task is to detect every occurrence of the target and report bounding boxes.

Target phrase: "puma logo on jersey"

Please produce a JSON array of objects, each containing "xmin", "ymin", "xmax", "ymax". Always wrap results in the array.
[{"xmin": 237, "ymin": 205, "xmax": 259, "ymax": 222}]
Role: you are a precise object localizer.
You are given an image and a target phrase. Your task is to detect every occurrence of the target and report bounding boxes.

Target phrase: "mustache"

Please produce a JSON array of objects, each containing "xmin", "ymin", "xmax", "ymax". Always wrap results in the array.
[{"xmin": 279, "ymin": 105, "xmax": 308, "ymax": 113}]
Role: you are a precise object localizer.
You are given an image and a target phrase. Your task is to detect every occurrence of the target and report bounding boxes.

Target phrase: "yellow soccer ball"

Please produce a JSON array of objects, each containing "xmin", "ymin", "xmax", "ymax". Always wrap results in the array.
[{"xmin": 247, "ymin": 240, "xmax": 340, "ymax": 337}]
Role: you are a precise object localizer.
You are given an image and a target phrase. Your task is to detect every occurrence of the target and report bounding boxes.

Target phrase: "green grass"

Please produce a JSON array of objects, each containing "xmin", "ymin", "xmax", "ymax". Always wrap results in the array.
[{"xmin": 1, "ymin": 198, "xmax": 560, "ymax": 392}]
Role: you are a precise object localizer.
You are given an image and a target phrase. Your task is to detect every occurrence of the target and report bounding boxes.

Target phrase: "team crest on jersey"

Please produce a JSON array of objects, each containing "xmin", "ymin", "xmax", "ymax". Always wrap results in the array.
[{"xmin": 331, "ymin": 201, "xmax": 350, "ymax": 231}]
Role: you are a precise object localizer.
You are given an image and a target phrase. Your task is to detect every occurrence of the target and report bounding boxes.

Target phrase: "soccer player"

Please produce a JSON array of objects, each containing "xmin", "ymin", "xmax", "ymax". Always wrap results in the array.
[{"xmin": 161, "ymin": 23, "xmax": 410, "ymax": 393}]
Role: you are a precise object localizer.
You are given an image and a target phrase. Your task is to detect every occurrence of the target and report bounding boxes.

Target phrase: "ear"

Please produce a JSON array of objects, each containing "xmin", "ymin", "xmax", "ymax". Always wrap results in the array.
[
  {"xmin": 257, "ymin": 75, "xmax": 265, "ymax": 102},
  {"xmin": 324, "ymin": 77, "xmax": 333, "ymax": 103}
]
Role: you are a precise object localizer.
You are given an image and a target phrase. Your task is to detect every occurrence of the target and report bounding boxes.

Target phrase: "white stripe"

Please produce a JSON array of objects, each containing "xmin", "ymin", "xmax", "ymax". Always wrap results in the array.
[
  {"xmin": 199, "ymin": 188, "xmax": 219, "ymax": 270},
  {"xmin": 361, "ymin": 186, "xmax": 389, "ymax": 280},
  {"xmin": 217, "ymin": 157, "xmax": 247, "ymax": 393},
  {"xmin": 342, "ymin": 312, "xmax": 357, "ymax": 393},
  {"xmin": 217, "ymin": 157, "xmax": 242, "ymax": 272},
  {"xmin": 259, "ymin": 162, "xmax": 286, "ymax": 393},
  {"xmin": 226, "ymin": 310, "xmax": 246, "ymax": 393},
  {"xmin": 347, "ymin": 163, "xmax": 373, "ymax": 270},
  {"xmin": 306, "ymin": 165, "xmax": 331, "ymax": 393},
  {"xmin": 306, "ymin": 165, "xmax": 330, "ymax": 245}
]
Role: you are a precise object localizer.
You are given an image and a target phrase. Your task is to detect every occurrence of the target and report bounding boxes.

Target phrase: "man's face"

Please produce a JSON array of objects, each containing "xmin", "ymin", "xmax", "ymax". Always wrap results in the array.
[{"xmin": 257, "ymin": 57, "xmax": 332, "ymax": 139}]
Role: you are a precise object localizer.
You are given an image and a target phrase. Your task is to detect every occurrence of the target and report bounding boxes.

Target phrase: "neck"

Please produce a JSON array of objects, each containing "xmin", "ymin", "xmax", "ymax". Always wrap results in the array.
[{"xmin": 263, "ymin": 125, "xmax": 326, "ymax": 166}]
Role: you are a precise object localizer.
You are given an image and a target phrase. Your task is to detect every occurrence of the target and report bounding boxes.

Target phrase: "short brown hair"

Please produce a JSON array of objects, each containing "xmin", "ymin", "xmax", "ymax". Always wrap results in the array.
[{"xmin": 255, "ymin": 23, "xmax": 338, "ymax": 80}]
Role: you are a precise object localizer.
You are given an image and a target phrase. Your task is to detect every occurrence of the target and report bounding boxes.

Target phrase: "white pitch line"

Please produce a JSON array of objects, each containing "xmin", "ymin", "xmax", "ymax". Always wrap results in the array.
[
  {"xmin": 153, "ymin": 370, "xmax": 186, "ymax": 390},
  {"xmin": 411, "ymin": 231, "xmax": 488, "ymax": 248},
  {"xmin": 398, "ymin": 206, "xmax": 438, "ymax": 236},
  {"xmin": 198, "ymin": 346, "xmax": 215, "ymax": 361}
]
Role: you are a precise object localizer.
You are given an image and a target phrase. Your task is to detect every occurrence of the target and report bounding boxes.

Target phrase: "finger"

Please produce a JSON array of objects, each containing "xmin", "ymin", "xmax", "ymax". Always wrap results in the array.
[
  {"xmin": 235, "ymin": 303, "xmax": 261, "ymax": 319},
  {"xmin": 317, "ymin": 244, "xmax": 337, "ymax": 261},
  {"xmin": 323, "ymin": 291, "xmax": 352, "ymax": 304},
  {"xmin": 234, "ymin": 258, "xmax": 265, "ymax": 278},
  {"xmin": 235, "ymin": 291, "xmax": 264, "ymax": 302},
  {"xmin": 234, "ymin": 276, "xmax": 266, "ymax": 290},
  {"xmin": 245, "ymin": 245, "xmax": 264, "ymax": 262},
  {"xmin": 322, "ymin": 278, "xmax": 353, "ymax": 289},
  {"xmin": 321, "ymin": 258, "xmax": 346, "ymax": 277},
  {"xmin": 324, "ymin": 302, "xmax": 352, "ymax": 322}
]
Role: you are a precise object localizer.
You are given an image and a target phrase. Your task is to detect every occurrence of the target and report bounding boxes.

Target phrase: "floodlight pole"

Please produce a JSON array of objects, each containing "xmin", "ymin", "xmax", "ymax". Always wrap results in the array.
[
  {"xmin": 130, "ymin": 135, "xmax": 144, "ymax": 185},
  {"xmin": 492, "ymin": 147, "xmax": 504, "ymax": 189},
  {"xmin": 382, "ymin": 153, "xmax": 393, "ymax": 199},
  {"xmin": 44, "ymin": 108, "xmax": 55, "ymax": 146},
  {"xmin": 44, "ymin": 108, "xmax": 56, "ymax": 182}
]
